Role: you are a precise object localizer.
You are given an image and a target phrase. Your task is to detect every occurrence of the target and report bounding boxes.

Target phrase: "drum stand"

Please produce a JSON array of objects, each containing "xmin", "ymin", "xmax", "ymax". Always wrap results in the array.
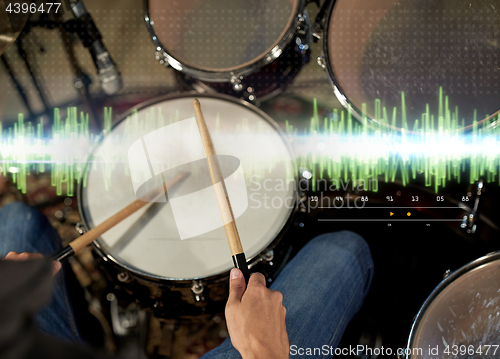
[
  {"xmin": 1, "ymin": 54, "xmax": 35, "ymax": 117},
  {"xmin": 1, "ymin": 11, "xmax": 101, "ymax": 130},
  {"xmin": 107, "ymin": 292, "xmax": 151, "ymax": 354},
  {"xmin": 461, "ymin": 180, "xmax": 483, "ymax": 234}
]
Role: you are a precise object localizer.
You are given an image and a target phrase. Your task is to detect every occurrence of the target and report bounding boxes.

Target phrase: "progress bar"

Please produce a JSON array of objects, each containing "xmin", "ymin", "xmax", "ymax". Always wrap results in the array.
[
  {"xmin": 318, "ymin": 219, "xmax": 463, "ymax": 222},
  {"xmin": 318, "ymin": 207, "xmax": 461, "ymax": 209}
]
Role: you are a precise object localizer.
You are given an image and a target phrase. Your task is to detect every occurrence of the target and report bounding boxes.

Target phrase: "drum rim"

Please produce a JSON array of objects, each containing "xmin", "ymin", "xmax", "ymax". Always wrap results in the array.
[
  {"xmin": 322, "ymin": 0, "xmax": 500, "ymax": 133},
  {"xmin": 405, "ymin": 250, "xmax": 500, "ymax": 358},
  {"xmin": 143, "ymin": 0, "xmax": 304, "ymax": 82},
  {"xmin": 77, "ymin": 91, "xmax": 299, "ymax": 282}
]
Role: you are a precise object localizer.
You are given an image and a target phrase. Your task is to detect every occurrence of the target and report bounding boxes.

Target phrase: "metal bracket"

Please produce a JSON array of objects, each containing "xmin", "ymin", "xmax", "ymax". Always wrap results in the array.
[
  {"xmin": 191, "ymin": 280, "xmax": 205, "ymax": 302},
  {"xmin": 117, "ymin": 272, "xmax": 130, "ymax": 283},
  {"xmin": 461, "ymin": 180, "xmax": 483, "ymax": 234},
  {"xmin": 155, "ymin": 50, "xmax": 170, "ymax": 68},
  {"xmin": 108, "ymin": 292, "xmax": 146, "ymax": 337},
  {"xmin": 230, "ymin": 75, "xmax": 243, "ymax": 92},
  {"xmin": 75, "ymin": 222, "xmax": 86, "ymax": 235},
  {"xmin": 317, "ymin": 55, "xmax": 326, "ymax": 69},
  {"xmin": 312, "ymin": 0, "xmax": 333, "ymax": 42},
  {"xmin": 295, "ymin": 11, "xmax": 311, "ymax": 57},
  {"xmin": 443, "ymin": 269, "xmax": 451, "ymax": 279}
]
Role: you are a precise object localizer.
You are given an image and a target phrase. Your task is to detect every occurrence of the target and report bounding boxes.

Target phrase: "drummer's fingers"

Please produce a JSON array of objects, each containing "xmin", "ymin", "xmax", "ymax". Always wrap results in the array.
[
  {"xmin": 248, "ymin": 272, "xmax": 266, "ymax": 288},
  {"xmin": 227, "ymin": 268, "xmax": 247, "ymax": 305},
  {"xmin": 4, "ymin": 251, "xmax": 19, "ymax": 259},
  {"xmin": 4, "ymin": 251, "xmax": 43, "ymax": 260},
  {"xmin": 52, "ymin": 261, "xmax": 62, "ymax": 275}
]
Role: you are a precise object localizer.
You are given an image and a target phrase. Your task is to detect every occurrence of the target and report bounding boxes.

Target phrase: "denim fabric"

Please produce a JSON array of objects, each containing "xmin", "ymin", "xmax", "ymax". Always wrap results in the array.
[
  {"xmin": 202, "ymin": 230, "xmax": 374, "ymax": 359},
  {"xmin": 0, "ymin": 202, "xmax": 82, "ymax": 342},
  {"xmin": 0, "ymin": 202, "xmax": 374, "ymax": 358}
]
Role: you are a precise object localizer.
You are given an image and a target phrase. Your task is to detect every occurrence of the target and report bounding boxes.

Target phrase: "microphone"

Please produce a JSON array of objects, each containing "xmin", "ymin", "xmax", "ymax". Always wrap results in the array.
[{"xmin": 69, "ymin": 0, "xmax": 123, "ymax": 95}]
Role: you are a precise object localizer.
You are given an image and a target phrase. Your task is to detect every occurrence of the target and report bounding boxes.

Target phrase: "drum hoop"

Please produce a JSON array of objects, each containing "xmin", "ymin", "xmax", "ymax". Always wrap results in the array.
[
  {"xmin": 322, "ymin": 0, "xmax": 500, "ymax": 134},
  {"xmin": 322, "ymin": 0, "xmax": 381, "ymax": 129},
  {"xmin": 77, "ymin": 92, "xmax": 299, "ymax": 283},
  {"xmin": 405, "ymin": 250, "xmax": 500, "ymax": 358},
  {"xmin": 143, "ymin": 0, "xmax": 304, "ymax": 82}
]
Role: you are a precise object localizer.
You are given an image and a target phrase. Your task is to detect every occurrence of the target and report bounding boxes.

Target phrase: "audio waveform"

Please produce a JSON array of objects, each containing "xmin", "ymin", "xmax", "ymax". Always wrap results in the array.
[{"xmin": 0, "ymin": 90, "xmax": 499, "ymax": 195}]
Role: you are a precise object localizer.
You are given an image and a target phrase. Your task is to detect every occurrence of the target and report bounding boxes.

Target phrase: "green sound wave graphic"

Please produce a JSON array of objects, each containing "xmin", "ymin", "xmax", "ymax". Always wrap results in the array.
[{"xmin": 0, "ymin": 89, "xmax": 499, "ymax": 195}]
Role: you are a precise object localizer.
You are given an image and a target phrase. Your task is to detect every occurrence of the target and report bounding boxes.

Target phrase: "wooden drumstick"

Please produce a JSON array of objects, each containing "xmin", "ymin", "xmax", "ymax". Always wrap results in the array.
[
  {"xmin": 192, "ymin": 98, "xmax": 250, "ymax": 284},
  {"xmin": 51, "ymin": 172, "xmax": 187, "ymax": 262}
]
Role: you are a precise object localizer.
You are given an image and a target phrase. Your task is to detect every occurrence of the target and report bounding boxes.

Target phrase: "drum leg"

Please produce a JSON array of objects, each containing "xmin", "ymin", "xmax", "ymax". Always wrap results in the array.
[{"xmin": 108, "ymin": 292, "xmax": 150, "ymax": 355}]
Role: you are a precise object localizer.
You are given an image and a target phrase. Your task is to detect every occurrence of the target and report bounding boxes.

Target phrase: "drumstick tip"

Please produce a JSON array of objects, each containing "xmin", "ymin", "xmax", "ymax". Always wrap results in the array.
[{"xmin": 193, "ymin": 98, "xmax": 200, "ymax": 108}]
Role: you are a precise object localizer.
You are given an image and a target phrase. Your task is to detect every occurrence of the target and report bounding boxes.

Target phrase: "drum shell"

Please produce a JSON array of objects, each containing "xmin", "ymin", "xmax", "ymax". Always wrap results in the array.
[
  {"xmin": 143, "ymin": 0, "xmax": 310, "ymax": 101},
  {"xmin": 143, "ymin": 0, "xmax": 306, "ymax": 82},
  {"xmin": 181, "ymin": 34, "xmax": 310, "ymax": 103},
  {"xmin": 91, "ymin": 222, "xmax": 297, "ymax": 318}
]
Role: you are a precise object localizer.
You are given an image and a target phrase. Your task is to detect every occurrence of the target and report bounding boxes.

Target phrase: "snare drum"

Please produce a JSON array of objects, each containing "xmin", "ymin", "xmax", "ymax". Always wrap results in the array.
[
  {"xmin": 405, "ymin": 251, "xmax": 500, "ymax": 358},
  {"xmin": 144, "ymin": 0, "xmax": 311, "ymax": 102},
  {"xmin": 78, "ymin": 93, "xmax": 298, "ymax": 316},
  {"xmin": 320, "ymin": 0, "xmax": 500, "ymax": 131}
]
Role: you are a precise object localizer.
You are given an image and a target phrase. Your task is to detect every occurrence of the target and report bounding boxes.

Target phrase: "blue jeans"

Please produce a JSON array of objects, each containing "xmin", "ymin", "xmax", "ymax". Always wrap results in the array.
[
  {"xmin": 0, "ymin": 202, "xmax": 374, "ymax": 358},
  {"xmin": 0, "ymin": 202, "xmax": 82, "ymax": 342}
]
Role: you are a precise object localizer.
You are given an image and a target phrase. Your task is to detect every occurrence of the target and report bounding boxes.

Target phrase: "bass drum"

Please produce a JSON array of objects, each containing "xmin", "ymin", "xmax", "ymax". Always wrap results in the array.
[
  {"xmin": 405, "ymin": 251, "xmax": 500, "ymax": 358},
  {"xmin": 78, "ymin": 93, "xmax": 298, "ymax": 317},
  {"xmin": 321, "ymin": 0, "xmax": 500, "ymax": 131},
  {"xmin": 144, "ymin": 0, "xmax": 310, "ymax": 102}
]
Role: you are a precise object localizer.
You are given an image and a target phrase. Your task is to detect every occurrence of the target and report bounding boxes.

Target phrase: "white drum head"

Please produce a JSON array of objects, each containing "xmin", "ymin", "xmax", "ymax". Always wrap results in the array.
[
  {"xmin": 408, "ymin": 255, "xmax": 500, "ymax": 358},
  {"xmin": 148, "ymin": 0, "xmax": 298, "ymax": 72},
  {"xmin": 80, "ymin": 94, "xmax": 296, "ymax": 279}
]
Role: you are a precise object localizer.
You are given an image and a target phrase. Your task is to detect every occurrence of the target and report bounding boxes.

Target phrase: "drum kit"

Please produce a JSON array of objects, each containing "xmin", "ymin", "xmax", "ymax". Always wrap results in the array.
[
  {"xmin": 2, "ymin": 0, "xmax": 500, "ymax": 356},
  {"xmin": 79, "ymin": 93, "xmax": 300, "ymax": 316}
]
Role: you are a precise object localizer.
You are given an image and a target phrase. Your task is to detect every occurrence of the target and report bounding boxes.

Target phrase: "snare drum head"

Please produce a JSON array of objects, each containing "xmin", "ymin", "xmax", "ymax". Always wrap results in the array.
[
  {"xmin": 148, "ymin": 0, "xmax": 298, "ymax": 72},
  {"xmin": 80, "ymin": 94, "xmax": 295, "ymax": 279},
  {"xmin": 409, "ymin": 255, "xmax": 500, "ymax": 358},
  {"xmin": 325, "ymin": 0, "xmax": 500, "ymax": 130}
]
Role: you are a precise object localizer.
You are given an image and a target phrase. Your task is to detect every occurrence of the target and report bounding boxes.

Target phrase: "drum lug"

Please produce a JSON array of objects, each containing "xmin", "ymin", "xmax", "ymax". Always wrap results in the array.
[
  {"xmin": 191, "ymin": 280, "xmax": 205, "ymax": 302},
  {"xmin": 300, "ymin": 168, "xmax": 312, "ymax": 180},
  {"xmin": 75, "ymin": 222, "xmax": 86, "ymax": 235},
  {"xmin": 153, "ymin": 300, "xmax": 163, "ymax": 309},
  {"xmin": 230, "ymin": 75, "xmax": 243, "ymax": 92},
  {"xmin": 117, "ymin": 272, "xmax": 130, "ymax": 283},
  {"xmin": 461, "ymin": 180, "xmax": 483, "ymax": 234},
  {"xmin": 317, "ymin": 55, "xmax": 326, "ymax": 69},
  {"xmin": 154, "ymin": 50, "xmax": 170, "ymax": 68},
  {"xmin": 312, "ymin": 24, "xmax": 323, "ymax": 41},
  {"xmin": 262, "ymin": 250, "xmax": 274, "ymax": 265},
  {"xmin": 295, "ymin": 11, "xmax": 311, "ymax": 57},
  {"xmin": 248, "ymin": 250, "xmax": 275, "ymax": 269},
  {"xmin": 299, "ymin": 167, "xmax": 312, "ymax": 190},
  {"xmin": 443, "ymin": 269, "xmax": 451, "ymax": 279},
  {"xmin": 298, "ymin": 200, "xmax": 307, "ymax": 213},
  {"xmin": 243, "ymin": 87, "xmax": 257, "ymax": 103}
]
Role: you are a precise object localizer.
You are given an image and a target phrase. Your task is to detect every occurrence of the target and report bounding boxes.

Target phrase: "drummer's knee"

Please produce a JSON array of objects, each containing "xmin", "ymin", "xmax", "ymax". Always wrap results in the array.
[
  {"xmin": 310, "ymin": 230, "xmax": 374, "ymax": 293},
  {"xmin": 0, "ymin": 202, "xmax": 45, "ymax": 227},
  {"xmin": 0, "ymin": 202, "xmax": 59, "ymax": 255},
  {"xmin": 312, "ymin": 230, "xmax": 369, "ymax": 256}
]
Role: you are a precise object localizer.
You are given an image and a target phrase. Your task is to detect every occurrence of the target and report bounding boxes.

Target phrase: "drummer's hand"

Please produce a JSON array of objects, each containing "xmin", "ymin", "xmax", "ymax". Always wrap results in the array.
[
  {"xmin": 4, "ymin": 251, "xmax": 61, "ymax": 275},
  {"xmin": 225, "ymin": 269, "xmax": 289, "ymax": 359}
]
